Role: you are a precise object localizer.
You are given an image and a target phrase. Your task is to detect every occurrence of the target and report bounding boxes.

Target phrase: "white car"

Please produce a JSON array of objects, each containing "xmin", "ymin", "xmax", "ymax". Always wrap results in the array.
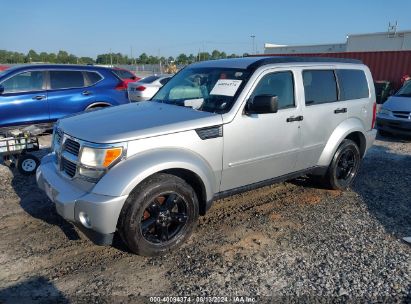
[{"xmin": 128, "ymin": 74, "xmax": 173, "ymax": 102}]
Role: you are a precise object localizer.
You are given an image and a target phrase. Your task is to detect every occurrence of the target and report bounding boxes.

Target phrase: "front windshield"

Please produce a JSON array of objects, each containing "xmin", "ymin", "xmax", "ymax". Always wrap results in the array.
[
  {"xmin": 152, "ymin": 67, "xmax": 250, "ymax": 113},
  {"xmin": 396, "ymin": 81, "xmax": 411, "ymax": 97}
]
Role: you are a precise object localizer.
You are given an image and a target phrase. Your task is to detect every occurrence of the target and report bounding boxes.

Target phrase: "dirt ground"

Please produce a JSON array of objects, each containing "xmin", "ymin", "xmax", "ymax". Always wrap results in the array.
[{"xmin": 0, "ymin": 135, "xmax": 410, "ymax": 303}]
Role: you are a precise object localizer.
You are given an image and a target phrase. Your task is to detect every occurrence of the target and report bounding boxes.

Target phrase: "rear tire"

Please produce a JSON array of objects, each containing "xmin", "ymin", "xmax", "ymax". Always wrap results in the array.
[
  {"xmin": 322, "ymin": 139, "xmax": 361, "ymax": 190},
  {"xmin": 119, "ymin": 173, "xmax": 199, "ymax": 256}
]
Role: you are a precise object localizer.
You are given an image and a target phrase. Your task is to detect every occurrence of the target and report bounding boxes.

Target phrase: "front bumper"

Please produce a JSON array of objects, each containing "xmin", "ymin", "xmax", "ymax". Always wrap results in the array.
[
  {"xmin": 376, "ymin": 116, "xmax": 411, "ymax": 136},
  {"xmin": 36, "ymin": 154, "xmax": 128, "ymax": 245}
]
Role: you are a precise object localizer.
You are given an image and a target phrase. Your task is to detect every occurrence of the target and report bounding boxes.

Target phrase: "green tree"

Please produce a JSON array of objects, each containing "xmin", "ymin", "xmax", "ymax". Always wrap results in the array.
[
  {"xmin": 27, "ymin": 49, "xmax": 39, "ymax": 62},
  {"xmin": 176, "ymin": 53, "xmax": 188, "ymax": 64},
  {"xmin": 57, "ymin": 50, "xmax": 69, "ymax": 63}
]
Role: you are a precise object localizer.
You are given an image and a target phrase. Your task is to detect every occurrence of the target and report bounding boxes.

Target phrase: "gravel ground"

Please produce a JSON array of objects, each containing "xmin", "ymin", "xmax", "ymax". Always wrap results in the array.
[{"xmin": 0, "ymin": 134, "xmax": 410, "ymax": 303}]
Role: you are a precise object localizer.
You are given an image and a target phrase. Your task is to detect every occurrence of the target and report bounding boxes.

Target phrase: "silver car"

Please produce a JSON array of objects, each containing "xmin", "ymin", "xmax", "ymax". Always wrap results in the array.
[
  {"xmin": 37, "ymin": 57, "xmax": 377, "ymax": 256},
  {"xmin": 127, "ymin": 74, "xmax": 172, "ymax": 102},
  {"xmin": 376, "ymin": 81, "xmax": 411, "ymax": 136}
]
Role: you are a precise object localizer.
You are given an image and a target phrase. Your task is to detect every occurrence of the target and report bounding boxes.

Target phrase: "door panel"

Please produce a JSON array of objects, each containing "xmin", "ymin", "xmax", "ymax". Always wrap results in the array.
[
  {"xmin": 296, "ymin": 68, "xmax": 347, "ymax": 170},
  {"xmin": 220, "ymin": 69, "xmax": 302, "ymax": 191},
  {"xmin": 0, "ymin": 71, "xmax": 49, "ymax": 128},
  {"xmin": 47, "ymin": 70, "xmax": 95, "ymax": 120}
]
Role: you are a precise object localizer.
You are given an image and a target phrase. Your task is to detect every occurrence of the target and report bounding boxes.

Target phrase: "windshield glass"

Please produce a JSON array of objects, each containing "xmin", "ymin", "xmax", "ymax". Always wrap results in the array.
[
  {"xmin": 152, "ymin": 67, "xmax": 250, "ymax": 113},
  {"xmin": 396, "ymin": 81, "xmax": 411, "ymax": 97}
]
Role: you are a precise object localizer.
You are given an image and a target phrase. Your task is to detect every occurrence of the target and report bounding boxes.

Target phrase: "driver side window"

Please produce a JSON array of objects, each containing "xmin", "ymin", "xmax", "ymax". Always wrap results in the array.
[
  {"xmin": 1, "ymin": 71, "xmax": 44, "ymax": 93},
  {"xmin": 250, "ymin": 71, "xmax": 295, "ymax": 109}
]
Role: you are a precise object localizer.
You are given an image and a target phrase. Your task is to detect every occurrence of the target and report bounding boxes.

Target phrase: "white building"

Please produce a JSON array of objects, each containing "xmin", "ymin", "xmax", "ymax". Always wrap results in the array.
[{"xmin": 264, "ymin": 30, "xmax": 411, "ymax": 54}]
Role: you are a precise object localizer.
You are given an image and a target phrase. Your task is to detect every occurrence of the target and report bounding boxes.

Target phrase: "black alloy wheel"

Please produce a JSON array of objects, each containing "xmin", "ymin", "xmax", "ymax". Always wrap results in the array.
[
  {"xmin": 119, "ymin": 173, "xmax": 199, "ymax": 256},
  {"xmin": 324, "ymin": 139, "xmax": 361, "ymax": 190},
  {"xmin": 141, "ymin": 193, "xmax": 188, "ymax": 244}
]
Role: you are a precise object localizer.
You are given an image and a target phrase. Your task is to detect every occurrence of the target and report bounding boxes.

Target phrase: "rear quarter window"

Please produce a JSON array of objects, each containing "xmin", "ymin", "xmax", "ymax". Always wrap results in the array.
[
  {"xmin": 140, "ymin": 75, "xmax": 160, "ymax": 84},
  {"xmin": 336, "ymin": 69, "xmax": 369, "ymax": 100},
  {"xmin": 85, "ymin": 71, "xmax": 103, "ymax": 85}
]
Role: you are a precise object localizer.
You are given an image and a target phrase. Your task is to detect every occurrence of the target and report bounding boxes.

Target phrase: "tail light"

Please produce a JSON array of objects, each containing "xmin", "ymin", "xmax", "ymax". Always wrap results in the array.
[
  {"xmin": 115, "ymin": 81, "xmax": 127, "ymax": 91},
  {"xmin": 371, "ymin": 102, "xmax": 377, "ymax": 129},
  {"xmin": 136, "ymin": 86, "xmax": 146, "ymax": 91}
]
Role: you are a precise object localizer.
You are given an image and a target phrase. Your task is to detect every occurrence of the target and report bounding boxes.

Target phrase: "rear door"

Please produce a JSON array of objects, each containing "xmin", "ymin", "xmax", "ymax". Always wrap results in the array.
[
  {"xmin": 296, "ymin": 68, "xmax": 348, "ymax": 170},
  {"xmin": 47, "ymin": 70, "xmax": 95, "ymax": 120},
  {"xmin": 0, "ymin": 70, "xmax": 48, "ymax": 128},
  {"xmin": 336, "ymin": 68, "xmax": 372, "ymax": 130}
]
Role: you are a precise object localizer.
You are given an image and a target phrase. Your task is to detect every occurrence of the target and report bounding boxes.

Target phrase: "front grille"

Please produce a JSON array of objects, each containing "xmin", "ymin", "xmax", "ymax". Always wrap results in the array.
[
  {"xmin": 64, "ymin": 138, "xmax": 80, "ymax": 156},
  {"xmin": 393, "ymin": 111, "xmax": 411, "ymax": 119},
  {"xmin": 62, "ymin": 158, "xmax": 77, "ymax": 178}
]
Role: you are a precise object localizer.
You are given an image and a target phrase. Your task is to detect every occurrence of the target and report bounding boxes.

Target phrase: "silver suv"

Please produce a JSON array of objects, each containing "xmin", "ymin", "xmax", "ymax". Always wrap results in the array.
[{"xmin": 37, "ymin": 57, "xmax": 377, "ymax": 256}]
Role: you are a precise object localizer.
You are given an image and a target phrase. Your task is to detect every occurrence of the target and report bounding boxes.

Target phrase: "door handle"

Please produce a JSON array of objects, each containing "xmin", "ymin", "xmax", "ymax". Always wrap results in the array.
[
  {"xmin": 82, "ymin": 90, "xmax": 92, "ymax": 96},
  {"xmin": 32, "ymin": 95, "xmax": 46, "ymax": 100},
  {"xmin": 286, "ymin": 115, "xmax": 303, "ymax": 122},
  {"xmin": 334, "ymin": 108, "xmax": 347, "ymax": 114}
]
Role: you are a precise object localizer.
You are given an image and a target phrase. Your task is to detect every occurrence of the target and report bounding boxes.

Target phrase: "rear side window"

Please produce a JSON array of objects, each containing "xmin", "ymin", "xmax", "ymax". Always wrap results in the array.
[
  {"xmin": 303, "ymin": 70, "xmax": 337, "ymax": 105},
  {"xmin": 336, "ymin": 69, "xmax": 369, "ymax": 100},
  {"xmin": 140, "ymin": 75, "xmax": 159, "ymax": 84},
  {"xmin": 1, "ymin": 71, "xmax": 44, "ymax": 93},
  {"xmin": 251, "ymin": 71, "xmax": 295, "ymax": 109},
  {"xmin": 159, "ymin": 77, "xmax": 171, "ymax": 85},
  {"xmin": 49, "ymin": 70, "xmax": 85, "ymax": 89},
  {"xmin": 86, "ymin": 72, "xmax": 103, "ymax": 85}
]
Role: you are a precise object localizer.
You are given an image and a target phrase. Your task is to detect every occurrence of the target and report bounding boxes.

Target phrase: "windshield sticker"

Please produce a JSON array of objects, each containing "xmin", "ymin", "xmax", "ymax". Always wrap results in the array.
[
  {"xmin": 184, "ymin": 98, "xmax": 204, "ymax": 110},
  {"xmin": 210, "ymin": 79, "xmax": 242, "ymax": 96}
]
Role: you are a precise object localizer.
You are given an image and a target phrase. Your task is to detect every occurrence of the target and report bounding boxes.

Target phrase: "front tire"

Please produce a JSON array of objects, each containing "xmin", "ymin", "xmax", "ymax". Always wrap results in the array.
[
  {"xmin": 119, "ymin": 173, "xmax": 199, "ymax": 256},
  {"xmin": 323, "ymin": 139, "xmax": 361, "ymax": 190}
]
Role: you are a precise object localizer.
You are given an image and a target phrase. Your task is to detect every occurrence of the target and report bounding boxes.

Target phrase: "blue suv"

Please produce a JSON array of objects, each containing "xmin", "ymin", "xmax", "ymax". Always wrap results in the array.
[{"xmin": 0, "ymin": 64, "xmax": 130, "ymax": 128}]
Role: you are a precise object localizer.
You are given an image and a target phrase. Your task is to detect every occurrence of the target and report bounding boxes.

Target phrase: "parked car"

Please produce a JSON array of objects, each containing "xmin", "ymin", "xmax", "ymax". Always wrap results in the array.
[
  {"xmin": 111, "ymin": 67, "xmax": 140, "ymax": 86},
  {"xmin": 0, "ymin": 65, "xmax": 9, "ymax": 72},
  {"xmin": 128, "ymin": 74, "xmax": 172, "ymax": 101},
  {"xmin": 37, "ymin": 57, "xmax": 376, "ymax": 256},
  {"xmin": 0, "ymin": 64, "xmax": 130, "ymax": 128},
  {"xmin": 376, "ymin": 80, "xmax": 411, "ymax": 136}
]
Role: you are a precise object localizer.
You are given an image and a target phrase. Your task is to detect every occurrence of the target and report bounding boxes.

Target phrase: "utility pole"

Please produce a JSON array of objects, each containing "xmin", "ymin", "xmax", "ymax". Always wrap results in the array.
[
  {"xmin": 250, "ymin": 35, "xmax": 256, "ymax": 55},
  {"xmin": 110, "ymin": 49, "xmax": 113, "ymax": 66}
]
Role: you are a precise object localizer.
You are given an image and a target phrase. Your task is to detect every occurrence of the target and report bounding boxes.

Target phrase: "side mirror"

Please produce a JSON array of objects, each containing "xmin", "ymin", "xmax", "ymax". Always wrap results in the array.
[
  {"xmin": 0, "ymin": 85, "xmax": 4, "ymax": 95},
  {"xmin": 246, "ymin": 95, "xmax": 278, "ymax": 114}
]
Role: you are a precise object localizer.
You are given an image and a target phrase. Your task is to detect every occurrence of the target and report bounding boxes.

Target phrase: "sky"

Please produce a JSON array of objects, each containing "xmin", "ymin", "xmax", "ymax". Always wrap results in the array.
[{"xmin": 2, "ymin": 0, "xmax": 411, "ymax": 59}]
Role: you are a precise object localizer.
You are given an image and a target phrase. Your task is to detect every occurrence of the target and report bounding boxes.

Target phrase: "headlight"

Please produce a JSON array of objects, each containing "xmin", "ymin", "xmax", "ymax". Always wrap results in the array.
[
  {"xmin": 379, "ymin": 108, "xmax": 392, "ymax": 116},
  {"xmin": 80, "ymin": 146, "xmax": 123, "ymax": 168}
]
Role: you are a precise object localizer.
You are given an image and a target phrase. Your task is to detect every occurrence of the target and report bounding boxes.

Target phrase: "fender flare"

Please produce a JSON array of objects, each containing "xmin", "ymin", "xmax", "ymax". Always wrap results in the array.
[
  {"xmin": 85, "ymin": 102, "xmax": 112, "ymax": 110},
  {"xmin": 92, "ymin": 148, "xmax": 218, "ymax": 203},
  {"xmin": 317, "ymin": 117, "xmax": 367, "ymax": 167}
]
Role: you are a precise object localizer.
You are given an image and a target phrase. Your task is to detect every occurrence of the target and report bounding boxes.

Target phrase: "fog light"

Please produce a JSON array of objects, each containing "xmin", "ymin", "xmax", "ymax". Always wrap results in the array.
[
  {"xmin": 78, "ymin": 167, "xmax": 104, "ymax": 181},
  {"xmin": 79, "ymin": 212, "xmax": 92, "ymax": 228}
]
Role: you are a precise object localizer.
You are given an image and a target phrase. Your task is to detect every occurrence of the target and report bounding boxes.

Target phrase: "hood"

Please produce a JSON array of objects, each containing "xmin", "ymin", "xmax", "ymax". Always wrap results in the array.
[
  {"xmin": 383, "ymin": 96, "xmax": 411, "ymax": 112},
  {"xmin": 59, "ymin": 102, "xmax": 222, "ymax": 143}
]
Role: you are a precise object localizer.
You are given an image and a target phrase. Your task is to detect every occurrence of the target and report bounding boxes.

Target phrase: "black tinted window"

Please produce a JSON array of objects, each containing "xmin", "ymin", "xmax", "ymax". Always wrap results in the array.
[
  {"xmin": 159, "ymin": 77, "xmax": 170, "ymax": 85},
  {"xmin": 303, "ymin": 70, "xmax": 337, "ymax": 105},
  {"xmin": 337, "ymin": 69, "xmax": 369, "ymax": 100},
  {"xmin": 50, "ymin": 71, "xmax": 85, "ymax": 89},
  {"xmin": 86, "ymin": 71, "xmax": 103, "ymax": 85},
  {"xmin": 140, "ymin": 75, "xmax": 159, "ymax": 83},
  {"xmin": 251, "ymin": 71, "xmax": 295, "ymax": 109}
]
